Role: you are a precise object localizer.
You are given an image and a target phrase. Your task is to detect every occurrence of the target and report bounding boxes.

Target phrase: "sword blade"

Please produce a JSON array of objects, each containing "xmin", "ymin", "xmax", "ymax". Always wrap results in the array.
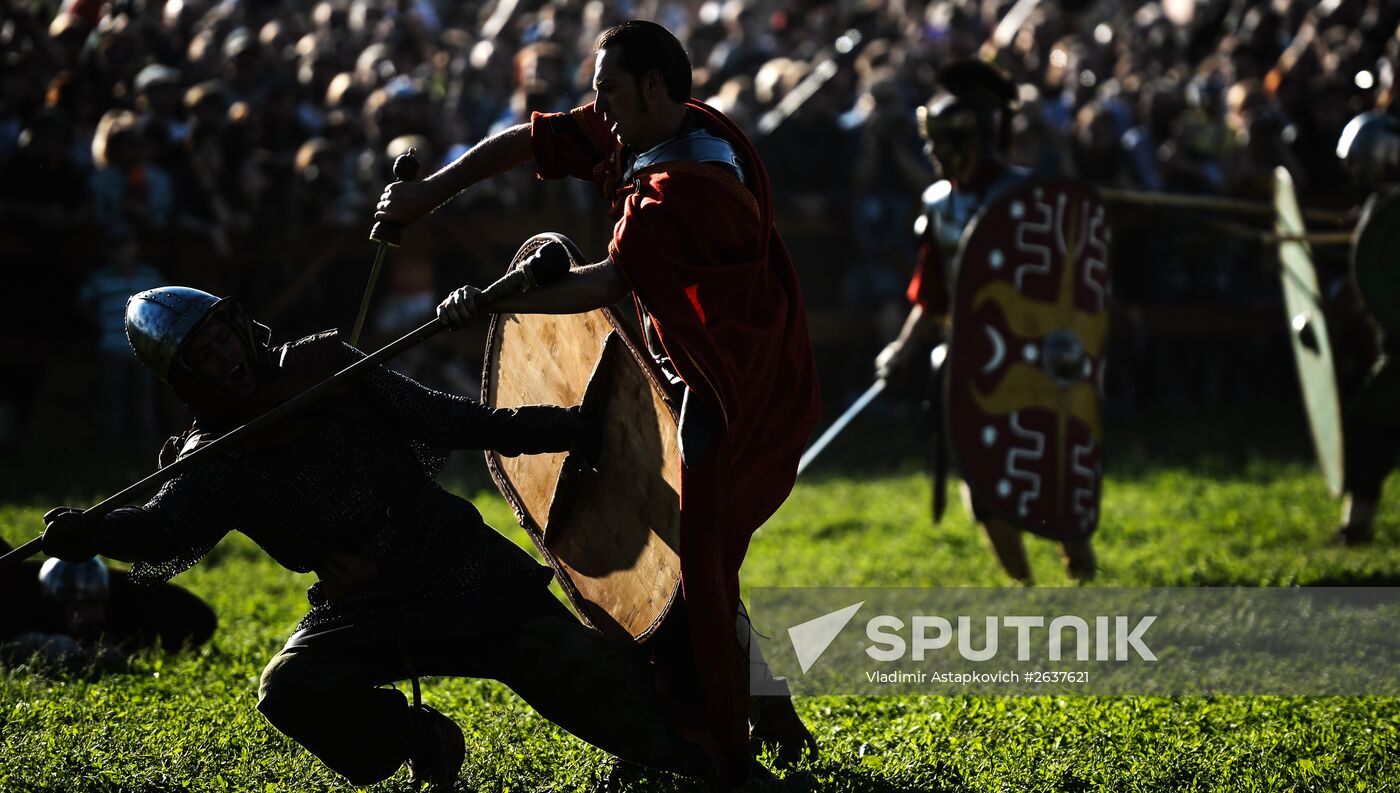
[
  {"xmin": 797, "ymin": 378, "xmax": 887, "ymax": 476},
  {"xmin": 350, "ymin": 242, "xmax": 389, "ymax": 347}
]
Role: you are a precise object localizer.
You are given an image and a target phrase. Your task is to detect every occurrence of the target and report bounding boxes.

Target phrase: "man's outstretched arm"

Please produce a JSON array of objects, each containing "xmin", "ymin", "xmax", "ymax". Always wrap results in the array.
[
  {"xmin": 42, "ymin": 506, "xmax": 185, "ymax": 564},
  {"xmin": 437, "ymin": 259, "xmax": 630, "ymax": 327},
  {"xmin": 374, "ymin": 123, "xmax": 534, "ymax": 226}
]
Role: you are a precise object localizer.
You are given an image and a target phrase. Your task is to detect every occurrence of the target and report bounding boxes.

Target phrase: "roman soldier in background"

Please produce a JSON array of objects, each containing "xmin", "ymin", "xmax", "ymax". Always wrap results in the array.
[
  {"xmin": 1333, "ymin": 101, "xmax": 1400, "ymax": 545},
  {"xmin": 875, "ymin": 60, "xmax": 1098, "ymax": 584}
]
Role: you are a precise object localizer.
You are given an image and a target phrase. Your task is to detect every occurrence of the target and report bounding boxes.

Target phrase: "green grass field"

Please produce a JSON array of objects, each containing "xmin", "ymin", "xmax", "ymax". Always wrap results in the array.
[{"xmin": 2, "ymin": 411, "xmax": 1398, "ymax": 792}]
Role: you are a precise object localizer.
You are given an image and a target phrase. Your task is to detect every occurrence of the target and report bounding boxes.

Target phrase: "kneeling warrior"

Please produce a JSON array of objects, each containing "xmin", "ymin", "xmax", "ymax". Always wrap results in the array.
[
  {"xmin": 40, "ymin": 286, "xmax": 712, "ymax": 788},
  {"xmin": 875, "ymin": 60, "xmax": 1096, "ymax": 583}
]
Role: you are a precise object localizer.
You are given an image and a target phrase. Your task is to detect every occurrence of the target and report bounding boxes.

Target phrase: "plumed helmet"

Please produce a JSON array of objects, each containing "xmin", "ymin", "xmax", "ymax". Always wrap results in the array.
[
  {"xmin": 38, "ymin": 557, "xmax": 110, "ymax": 604},
  {"xmin": 919, "ymin": 60, "xmax": 1019, "ymax": 153},
  {"xmin": 1337, "ymin": 110, "xmax": 1400, "ymax": 191},
  {"xmin": 125, "ymin": 287, "xmax": 265, "ymax": 383}
]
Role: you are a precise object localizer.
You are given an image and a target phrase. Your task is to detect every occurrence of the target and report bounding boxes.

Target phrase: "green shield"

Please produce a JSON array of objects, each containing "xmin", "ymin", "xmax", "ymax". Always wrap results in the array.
[
  {"xmin": 1275, "ymin": 167, "xmax": 1345, "ymax": 497},
  {"xmin": 1352, "ymin": 186, "xmax": 1400, "ymax": 337}
]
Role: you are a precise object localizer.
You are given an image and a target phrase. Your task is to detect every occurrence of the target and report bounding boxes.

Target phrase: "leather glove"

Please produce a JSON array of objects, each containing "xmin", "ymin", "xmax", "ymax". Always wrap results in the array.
[
  {"xmin": 41, "ymin": 507, "xmax": 101, "ymax": 562},
  {"xmin": 437, "ymin": 284, "xmax": 484, "ymax": 329}
]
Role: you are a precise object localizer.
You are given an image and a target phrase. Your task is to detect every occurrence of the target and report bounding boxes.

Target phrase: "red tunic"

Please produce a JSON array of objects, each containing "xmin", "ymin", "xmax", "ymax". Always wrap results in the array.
[
  {"xmin": 532, "ymin": 100, "xmax": 821, "ymax": 779},
  {"xmin": 906, "ymin": 234, "xmax": 950, "ymax": 313}
]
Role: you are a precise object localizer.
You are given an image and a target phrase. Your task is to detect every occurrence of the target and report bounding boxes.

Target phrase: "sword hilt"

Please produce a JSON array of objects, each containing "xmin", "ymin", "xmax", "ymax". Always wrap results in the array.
[{"xmin": 368, "ymin": 147, "xmax": 421, "ymax": 248}]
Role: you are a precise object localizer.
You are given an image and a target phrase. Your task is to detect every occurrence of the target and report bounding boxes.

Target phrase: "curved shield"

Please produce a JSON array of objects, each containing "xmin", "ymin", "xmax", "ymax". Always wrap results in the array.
[
  {"xmin": 1276, "ymin": 167, "xmax": 1345, "ymax": 497},
  {"xmin": 946, "ymin": 180, "xmax": 1111, "ymax": 541},
  {"xmin": 1352, "ymin": 185, "xmax": 1400, "ymax": 338},
  {"xmin": 483, "ymin": 233, "xmax": 682, "ymax": 641}
]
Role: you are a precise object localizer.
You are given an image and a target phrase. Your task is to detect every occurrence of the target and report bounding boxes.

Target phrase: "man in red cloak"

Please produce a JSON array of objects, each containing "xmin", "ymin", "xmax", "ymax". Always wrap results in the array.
[{"xmin": 376, "ymin": 19, "xmax": 820, "ymax": 783}]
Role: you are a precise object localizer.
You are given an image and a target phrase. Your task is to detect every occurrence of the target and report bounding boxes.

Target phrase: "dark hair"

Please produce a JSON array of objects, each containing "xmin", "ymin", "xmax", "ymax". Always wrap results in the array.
[{"xmin": 595, "ymin": 20, "xmax": 691, "ymax": 103}]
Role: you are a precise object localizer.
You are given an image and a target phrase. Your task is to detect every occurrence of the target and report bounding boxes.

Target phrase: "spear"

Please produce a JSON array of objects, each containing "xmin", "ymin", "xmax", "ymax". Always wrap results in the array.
[
  {"xmin": 1098, "ymin": 187, "xmax": 1352, "ymax": 226},
  {"xmin": 1, "ymin": 253, "xmax": 569, "ymax": 567}
]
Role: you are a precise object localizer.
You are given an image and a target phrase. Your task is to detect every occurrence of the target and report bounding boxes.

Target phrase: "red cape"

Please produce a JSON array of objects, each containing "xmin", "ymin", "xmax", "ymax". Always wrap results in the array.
[{"xmin": 533, "ymin": 101, "xmax": 821, "ymax": 780}]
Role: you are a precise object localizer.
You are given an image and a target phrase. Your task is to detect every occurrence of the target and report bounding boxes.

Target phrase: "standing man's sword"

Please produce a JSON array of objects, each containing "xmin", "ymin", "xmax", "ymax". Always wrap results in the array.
[
  {"xmin": 797, "ymin": 379, "xmax": 887, "ymax": 475},
  {"xmin": 351, "ymin": 147, "xmax": 420, "ymax": 347}
]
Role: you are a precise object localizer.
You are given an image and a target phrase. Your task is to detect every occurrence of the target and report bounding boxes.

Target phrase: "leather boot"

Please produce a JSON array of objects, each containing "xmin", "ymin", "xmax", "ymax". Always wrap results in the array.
[{"xmin": 406, "ymin": 705, "xmax": 465, "ymax": 790}]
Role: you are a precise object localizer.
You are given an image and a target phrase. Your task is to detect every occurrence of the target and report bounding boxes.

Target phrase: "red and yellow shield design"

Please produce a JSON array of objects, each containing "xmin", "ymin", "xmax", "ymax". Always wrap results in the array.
[{"xmin": 946, "ymin": 180, "xmax": 1112, "ymax": 540}]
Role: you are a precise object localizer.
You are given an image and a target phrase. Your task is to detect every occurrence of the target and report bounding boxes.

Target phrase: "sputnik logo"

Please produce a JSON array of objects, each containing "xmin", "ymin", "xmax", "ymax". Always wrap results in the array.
[{"xmin": 787, "ymin": 601, "xmax": 864, "ymax": 673}]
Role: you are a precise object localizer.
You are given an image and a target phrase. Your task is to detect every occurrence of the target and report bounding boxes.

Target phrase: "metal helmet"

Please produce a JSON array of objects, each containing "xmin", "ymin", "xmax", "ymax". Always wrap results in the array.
[
  {"xmin": 918, "ymin": 94, "xmax": 983, "ymax": 142},
  {"xmin": 1337, "ymin": 110, "xmax": 1400, "ymax": 191},
  {"xmin": 125, "ymin": 286, "xmax": 255, "ymax": 382},
  {"xmin": 38, "ymin": 557, "xmax": 110, "ymax": 604},
  {"xmin": 918, "ymin": 94, "xmax": 992, "ymax": 181},
  {"xmin": 919, "ymin": 60, "xmax": 1018, "ymax": 170}
]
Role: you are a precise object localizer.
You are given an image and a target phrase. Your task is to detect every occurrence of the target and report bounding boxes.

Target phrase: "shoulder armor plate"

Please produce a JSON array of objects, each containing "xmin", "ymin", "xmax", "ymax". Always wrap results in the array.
[
  {"xmin": 626, "ymin": 127, "xmax": 746, "ymax": 184},
  {"xmin": 922, "ymin": 180, "xmax": 954, "ymax": 212}
]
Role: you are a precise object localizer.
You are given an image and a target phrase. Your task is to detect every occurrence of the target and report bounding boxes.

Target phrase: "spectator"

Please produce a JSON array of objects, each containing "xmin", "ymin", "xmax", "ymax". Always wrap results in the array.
[
  {"xmin": 132, "ymin": 63, "xmax": 187, "ymax": 167},
  {"xmin": 845, "ymin": 69, "xmax": 928, "ymax": 310},
  {"xmin": 90, "ymin": 108, "xmax": 173, "ymax": 240},
  {"xmin": 77, "ymin": 230, "xmax": 165, "ymax": 446},
  {"xmin": 0, "ymin": 108, "xmax": 88, "ymax": 232},
  {"xmin": 0, "ymin": 0, "xmax": 1396, "ymax": 434}
]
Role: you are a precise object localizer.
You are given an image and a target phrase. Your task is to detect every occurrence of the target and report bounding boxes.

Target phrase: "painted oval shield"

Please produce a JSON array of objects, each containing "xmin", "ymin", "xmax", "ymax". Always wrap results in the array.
[{"xmin": 946, "ymin": 180, "xmax": 1112, "ymax": 541}]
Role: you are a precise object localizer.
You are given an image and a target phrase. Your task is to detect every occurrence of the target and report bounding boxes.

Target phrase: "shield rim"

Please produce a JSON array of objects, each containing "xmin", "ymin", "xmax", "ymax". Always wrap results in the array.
[{"xmin": 481, "ymin": 232, "xmax": 683, "ymax": 642}]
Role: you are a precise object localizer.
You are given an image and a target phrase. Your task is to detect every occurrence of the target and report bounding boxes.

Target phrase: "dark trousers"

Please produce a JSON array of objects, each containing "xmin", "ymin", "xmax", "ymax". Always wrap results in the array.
[
  {"xmin": 256, "ymin": 582, "xmax": 708, "ymax": 786},
  {"xmin": 1345, "ymin": 417, "xmax": 1400, "ymax": 502},
  {"xmin": 1345, "ymin": 356, "xmax": 1400, "ymax": 502}
]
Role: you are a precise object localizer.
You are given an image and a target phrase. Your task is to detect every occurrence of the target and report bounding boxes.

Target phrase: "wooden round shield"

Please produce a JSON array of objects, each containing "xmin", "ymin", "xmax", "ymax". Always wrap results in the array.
[
  {"xmin": 945, "ymin": 179, "xmax": 1112, "ymax": 541},
  {"xmin": 482, "ymin": 233, "xmax": 682, "ymax": 641},
  {"xmin": 1275, "ymin": 166, "xmax": 1345, "ymax": 497}
]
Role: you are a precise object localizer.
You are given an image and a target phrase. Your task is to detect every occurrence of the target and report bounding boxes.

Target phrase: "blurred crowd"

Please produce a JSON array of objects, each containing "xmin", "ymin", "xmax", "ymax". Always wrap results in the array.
[{"xmin": 2, "ymin": 0, "xmax": 1398, "ymax": 443}]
